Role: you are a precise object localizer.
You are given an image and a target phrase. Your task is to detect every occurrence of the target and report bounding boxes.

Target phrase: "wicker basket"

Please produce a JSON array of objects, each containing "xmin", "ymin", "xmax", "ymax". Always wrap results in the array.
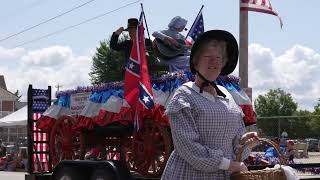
[{"xmin": 230, "ymin": 138, "xmax": 287, "ymax": 180}]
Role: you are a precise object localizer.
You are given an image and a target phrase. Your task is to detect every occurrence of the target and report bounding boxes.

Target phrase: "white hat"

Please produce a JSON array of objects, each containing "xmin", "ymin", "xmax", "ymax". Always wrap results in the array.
[{"xmin": 168, "ymin": 16, "xmax": 187, "ymax": 30}]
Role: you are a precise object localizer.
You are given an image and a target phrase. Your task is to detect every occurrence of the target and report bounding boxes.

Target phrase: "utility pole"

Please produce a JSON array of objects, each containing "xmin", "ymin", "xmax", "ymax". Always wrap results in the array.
[
  {"xmin": 239, "ymin": 3, "xmax": 248, "ymax": 89},
  {"xmin": 239, "ymin": 2, "xmax": 253, "ymax": 104},
  {"xmin": 55, "ymin": 83, "xmax": 62, "ymax": 93}
]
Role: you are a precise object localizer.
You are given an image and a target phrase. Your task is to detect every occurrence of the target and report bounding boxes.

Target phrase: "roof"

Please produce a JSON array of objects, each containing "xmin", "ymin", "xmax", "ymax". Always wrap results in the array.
[
  {"xmin": 0, "ymin": 105, "xmax": 27, "ymax": 127},
  {"xmin": 0, "ymin": 76, "xmax": 18, "ymax": 101},
  {"xmin": 0, "ymin": 88, "xmax": 18, "ymax": 101},
  {"xmin": 0, "ymin": 75, "xmax": 7, "ymax": 90}
]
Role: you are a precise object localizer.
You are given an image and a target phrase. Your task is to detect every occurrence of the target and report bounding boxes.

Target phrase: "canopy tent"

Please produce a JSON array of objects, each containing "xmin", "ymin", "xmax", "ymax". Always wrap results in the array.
[{"xmin": 0, "ymin": 105, "xmax": 27, "ymax": 127}]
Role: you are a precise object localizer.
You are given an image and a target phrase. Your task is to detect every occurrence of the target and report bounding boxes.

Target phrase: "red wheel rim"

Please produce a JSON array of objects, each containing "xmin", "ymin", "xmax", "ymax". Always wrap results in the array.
[
  {"xmin": 130, "ymin": 120, "xmax": 172, "ymax": 177},
  {"xmin": 50, "ymin": 115, "xmax": 81, "ymax": 167}
]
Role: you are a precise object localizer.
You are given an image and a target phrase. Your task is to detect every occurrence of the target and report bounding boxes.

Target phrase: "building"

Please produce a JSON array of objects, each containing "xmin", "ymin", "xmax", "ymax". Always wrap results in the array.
[
  {"xmin": 0, "ymin": 75, "xmax": 18, "ymax": 118},
  {"xmin": 0, "ymin": 75, "xmax": 26, "ymax": 144}
]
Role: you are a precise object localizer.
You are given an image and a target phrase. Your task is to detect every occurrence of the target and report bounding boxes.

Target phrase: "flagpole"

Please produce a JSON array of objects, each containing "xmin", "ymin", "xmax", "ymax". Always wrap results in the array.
[
  {"xmin": 186, "ymin": 5, "xmax": 204, "ymax": 38},
  {"xmin": 239, "ymin": 1, "xmax": 248, "ymax": 89},
  {"xmin": 140, "ymin": 3, "xmax": 151, "ymax": 40}
]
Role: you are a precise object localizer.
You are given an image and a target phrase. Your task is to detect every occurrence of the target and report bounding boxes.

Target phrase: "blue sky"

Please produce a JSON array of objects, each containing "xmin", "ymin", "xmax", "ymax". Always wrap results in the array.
[
  {"xmin": 1, "ymin": 0, "xmax": 319, "ymax": 53},
  {"xmin": 0, "ymin": 0, "xmax": 320, "ymax": 110}
]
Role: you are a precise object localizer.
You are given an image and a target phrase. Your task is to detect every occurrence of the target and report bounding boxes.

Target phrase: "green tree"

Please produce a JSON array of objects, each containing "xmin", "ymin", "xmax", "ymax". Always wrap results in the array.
[
  {"xmin": 14, "ymin": 90, "xmax": 22, "ymax": 101},
  {"xmin": 89, "ymin": 40, "xmax": 125, "ymax": 84},
  {"xmin": 314, "ymin": 99, "xmax": 320, "ymax": 114},
  {"xmin": 290, "ymin": 110, "xmax": 312, "ymax": 138},
  {"xmin": 254, "ymin": 88, "xmax": 298, "ymax": 137},
  {"xmin": 310, "ymin": 99, "xmax": 320, "ymax": 138}
]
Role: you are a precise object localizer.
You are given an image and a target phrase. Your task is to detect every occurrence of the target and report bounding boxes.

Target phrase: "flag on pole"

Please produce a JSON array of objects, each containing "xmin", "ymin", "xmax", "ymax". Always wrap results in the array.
[
  {"xmin": 186, "ymin": 6, "xmax": 205, "ymax": 45},
  {"xmin": 240, "ymin": 0, "xmax": 283, "ymax": 28},
  {"xmin": 124, "ymin": 11, "xmax": 154, "ymax": 130}
]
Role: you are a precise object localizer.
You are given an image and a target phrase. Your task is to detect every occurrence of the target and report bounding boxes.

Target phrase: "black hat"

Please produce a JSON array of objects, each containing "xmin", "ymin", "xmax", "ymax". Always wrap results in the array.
[
  {"xmin": 189, "ymin": 30, "xmax": 239, "ymax": 76},
  {"xmin": 124, "ymin": 18, "xmax": 138, "ymax": 31}
]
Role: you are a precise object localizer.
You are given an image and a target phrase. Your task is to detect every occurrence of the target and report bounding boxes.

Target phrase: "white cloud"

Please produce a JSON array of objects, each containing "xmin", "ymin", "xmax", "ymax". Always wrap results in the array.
[
  {"xmin": 0, "ymin": 47, "xmax": 25, "ymax": 60},
  {"xmin": 248, "ymin": 44, "xmax": 320, "ymax": 111},
  {"xmin": 21, "ymin": 46, "xmax": 73, "ymax": 68},
  {"xmin": 0, "ymin": 45, "xmax": 92, "ymax": 101},
  {"xmin": 1, "ymin": 44, "xmax": 320, "ymax": 111}
]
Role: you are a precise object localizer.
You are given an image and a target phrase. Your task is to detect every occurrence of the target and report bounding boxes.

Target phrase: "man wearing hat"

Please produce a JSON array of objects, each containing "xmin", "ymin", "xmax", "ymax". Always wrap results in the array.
[
  {"xmin": 152, "ymin": 16, "xmax": 191, "ymax": 72},
  {"xmin": 161, "ymin": 30, "xmax": 258, "ymax": 179},
  {"xmin": 110, "ymin": 18, "xmax": 139, "ymax": 67}
]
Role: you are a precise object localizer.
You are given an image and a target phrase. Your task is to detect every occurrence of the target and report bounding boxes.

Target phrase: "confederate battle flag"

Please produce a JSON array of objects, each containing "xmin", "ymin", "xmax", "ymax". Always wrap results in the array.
[{"xmin": 124, "ymin": 11, "xmax": 154, "ymax": 130}]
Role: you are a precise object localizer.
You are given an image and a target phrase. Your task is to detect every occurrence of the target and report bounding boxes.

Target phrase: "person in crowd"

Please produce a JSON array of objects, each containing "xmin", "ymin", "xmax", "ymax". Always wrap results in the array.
[
  {"xmin": 0, "ymin": 155, "xmax": 7, "ymax": 170},
  {"xmin": 0, "ymin": 140, "xmax": 6, "ymax": 157},
  {"xmin": 264, "ymin": 137, "xmax": 286, "ymax": 160},
  {"xmin": 161, "ymin": 30, "xmax": 258, "ymax": 180},
  {"xmin": 286, "ymin": 140, "xmax": 295, "ymax": 163},
  {"xmin": 4, "ymin": 154, "xmax": 17, "ymax": 171}
]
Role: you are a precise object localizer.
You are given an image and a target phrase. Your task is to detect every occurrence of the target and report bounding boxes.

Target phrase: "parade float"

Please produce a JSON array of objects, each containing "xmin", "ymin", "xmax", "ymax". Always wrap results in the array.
[
  {"xmin": 25, "ymin": 5, "xmax": 258, "ymax": 180},
  {"xmin": 31, "ymin": 71, "xmax": 256, "ymax": 179}
]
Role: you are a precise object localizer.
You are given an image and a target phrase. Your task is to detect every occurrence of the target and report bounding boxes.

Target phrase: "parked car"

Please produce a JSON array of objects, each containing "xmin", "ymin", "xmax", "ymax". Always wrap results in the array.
[
  {"xmin": 5, "ymin": 145, "xmax": 16, "ymax": 155},
  {"xmin": 304, "ymin": 138, "xmax": 320, "ymax": 152}
]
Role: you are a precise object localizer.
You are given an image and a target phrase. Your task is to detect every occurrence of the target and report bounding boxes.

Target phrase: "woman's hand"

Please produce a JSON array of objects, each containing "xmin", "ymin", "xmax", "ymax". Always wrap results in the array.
[
  {"xmin": 240, "ymin": 132, "xmax": 259, "ymax": 149},
  {"xmin": 229, "ymin": 161, "xmax": 248, "ymax": 174}
]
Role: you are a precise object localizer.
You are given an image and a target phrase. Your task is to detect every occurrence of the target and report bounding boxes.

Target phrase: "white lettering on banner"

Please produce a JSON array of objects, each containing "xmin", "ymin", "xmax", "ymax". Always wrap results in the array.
[{"xmin": 70, "ymin": 92, "xmax": 91, "ymax": 115}]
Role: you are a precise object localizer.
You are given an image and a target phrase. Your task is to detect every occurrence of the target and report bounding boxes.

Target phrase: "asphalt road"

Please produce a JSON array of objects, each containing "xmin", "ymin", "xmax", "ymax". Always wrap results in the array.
[
  {"xmin": 1, "ymin": 170, "xmax": 320, "ymax": 180},
  {"xmin": 0, "ymin": 171, "xmax": 26, "ymax": 180}
]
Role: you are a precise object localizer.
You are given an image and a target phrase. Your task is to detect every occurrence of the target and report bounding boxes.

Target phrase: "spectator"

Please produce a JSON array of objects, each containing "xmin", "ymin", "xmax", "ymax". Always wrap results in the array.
[
  {"xmin": 0, "ymin": 140, "xmax": 6, "ymax": 157},
  {"xmin": 286, "ymin": 140, "xmax": 295, "ymax": 163},
  {"xmin": 6, "ymin": 154, "xmax": 17, "ymax": 171},
  {"xmin": 0, "ymin": 156, "xmax": 7, "ymax": 170},
  {"xmin": 264, "ymin": 138, "xmax": 285, "ymax": 159},
  {"xmin": 14, "ymin": 149, "xmax": 28, "ymax": 170}
]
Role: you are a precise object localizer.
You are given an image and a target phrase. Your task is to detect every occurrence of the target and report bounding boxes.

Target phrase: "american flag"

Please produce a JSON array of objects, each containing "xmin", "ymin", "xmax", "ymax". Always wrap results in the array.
[
  {"xmin": 124, "ymin": 11, "xmax": 154, "ymax": 130},
  {"xmin": 240, "ymin": 0, "xmax": 283, "ymax": 28},
  {"xmin": 30, "ymin": 87, "xmax": 51, "ymax": 173},
  {"xmin": 186, "ymin": 8, "xmax": 204, "ymax": 44}
]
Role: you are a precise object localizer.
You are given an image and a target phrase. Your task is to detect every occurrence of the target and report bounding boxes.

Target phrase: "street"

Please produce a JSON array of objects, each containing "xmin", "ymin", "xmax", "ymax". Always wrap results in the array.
[{"xmin": 0, "ymin": 171, "xmax": 26, "ymax": 180}]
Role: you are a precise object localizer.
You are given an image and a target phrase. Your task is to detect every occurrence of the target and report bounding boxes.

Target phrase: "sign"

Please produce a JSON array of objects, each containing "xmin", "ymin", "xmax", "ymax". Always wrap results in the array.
[{"xmin": 70, "ymin": 92, "xmax": 90, "ymax": 115}]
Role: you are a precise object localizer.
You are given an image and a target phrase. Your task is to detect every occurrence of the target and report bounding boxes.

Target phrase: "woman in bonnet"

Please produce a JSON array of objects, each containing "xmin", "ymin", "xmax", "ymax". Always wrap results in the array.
[{"xmin": 161, "ymin": 30, "xmax": 258, "ymax": 180}]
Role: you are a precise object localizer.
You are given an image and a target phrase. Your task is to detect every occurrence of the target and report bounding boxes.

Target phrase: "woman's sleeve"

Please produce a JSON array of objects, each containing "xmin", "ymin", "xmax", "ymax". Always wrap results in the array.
[
  {"xmin": 166, "ymin": 91, "xmax": 228, "ymax": 173},
  {"xmin": 152, "ymin": 30, "xmax": 170, "ymax": 41}
]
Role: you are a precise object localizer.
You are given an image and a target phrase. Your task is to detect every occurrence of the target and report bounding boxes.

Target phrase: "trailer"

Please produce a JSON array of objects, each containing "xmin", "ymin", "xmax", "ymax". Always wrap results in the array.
[{"xmin": 24, "ymin": 71, "xmax": 256, "ymax": 180}]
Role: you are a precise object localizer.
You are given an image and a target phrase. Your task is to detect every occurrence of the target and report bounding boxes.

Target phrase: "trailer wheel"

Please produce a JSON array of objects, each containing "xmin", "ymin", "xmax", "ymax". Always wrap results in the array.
[
  {"xmin": 131, "ymin": 119, "xmax": 172, "ymax": 177},
  {"xmin": 90, "ymin": 169, "xmax": 117, "ymax": 180},
  {"xmin": 50, "ymin": 115, "xmax": 81, "ymax": 167},
  {"xmin": 53, "ymin": 166, "xmax": 86, "ymax": 180}
]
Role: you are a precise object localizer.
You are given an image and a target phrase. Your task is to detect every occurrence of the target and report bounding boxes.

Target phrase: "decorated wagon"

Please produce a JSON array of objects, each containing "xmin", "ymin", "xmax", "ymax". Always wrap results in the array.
[
  {"xmin": 33, "ymin": 71, "xmax": 256, "ymax": 179},
  {"xmin": 25, "ymin": 6, "xmax": 258, "ymax": 180}
]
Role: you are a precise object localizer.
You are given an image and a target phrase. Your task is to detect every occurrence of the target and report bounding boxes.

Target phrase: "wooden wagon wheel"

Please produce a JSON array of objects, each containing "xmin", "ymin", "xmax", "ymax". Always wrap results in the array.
[
  {"xmin": 129, "ymin": 119, "xmax": 172, "ymax": 177},
  {"xmin": 50, "ymin": 115, "xmax": 82, "ymax": 167}
]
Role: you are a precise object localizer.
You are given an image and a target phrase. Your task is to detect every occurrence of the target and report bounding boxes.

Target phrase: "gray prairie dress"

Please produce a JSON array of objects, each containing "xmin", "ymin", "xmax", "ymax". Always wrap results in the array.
[{"xmin": 161, "ymin": 82, "xmax": 249, "ymax": 180}]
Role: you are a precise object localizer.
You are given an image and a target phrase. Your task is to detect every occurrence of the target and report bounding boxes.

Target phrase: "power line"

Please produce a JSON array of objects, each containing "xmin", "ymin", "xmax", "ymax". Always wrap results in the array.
[
  {"xmin": 0, "ymin": 0, "xmax": 97, "ymax": 43},
  {"xmin": 13, "ymin": 0, "xmax": 141, "ymax": 48}
]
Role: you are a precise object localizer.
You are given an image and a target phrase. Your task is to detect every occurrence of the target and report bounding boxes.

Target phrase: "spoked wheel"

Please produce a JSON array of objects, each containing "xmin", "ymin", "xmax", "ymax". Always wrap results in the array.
[
  {"xmin": 120, "ymin": 136, "xmax": 136, "ymax": 171},
  {"xmin": 50, "ymin": 115, "xmax": 82, "ymax": 167},
  {"xmin": 130, "ymin": 119, "xmax": 172, "ymax": 177}
]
